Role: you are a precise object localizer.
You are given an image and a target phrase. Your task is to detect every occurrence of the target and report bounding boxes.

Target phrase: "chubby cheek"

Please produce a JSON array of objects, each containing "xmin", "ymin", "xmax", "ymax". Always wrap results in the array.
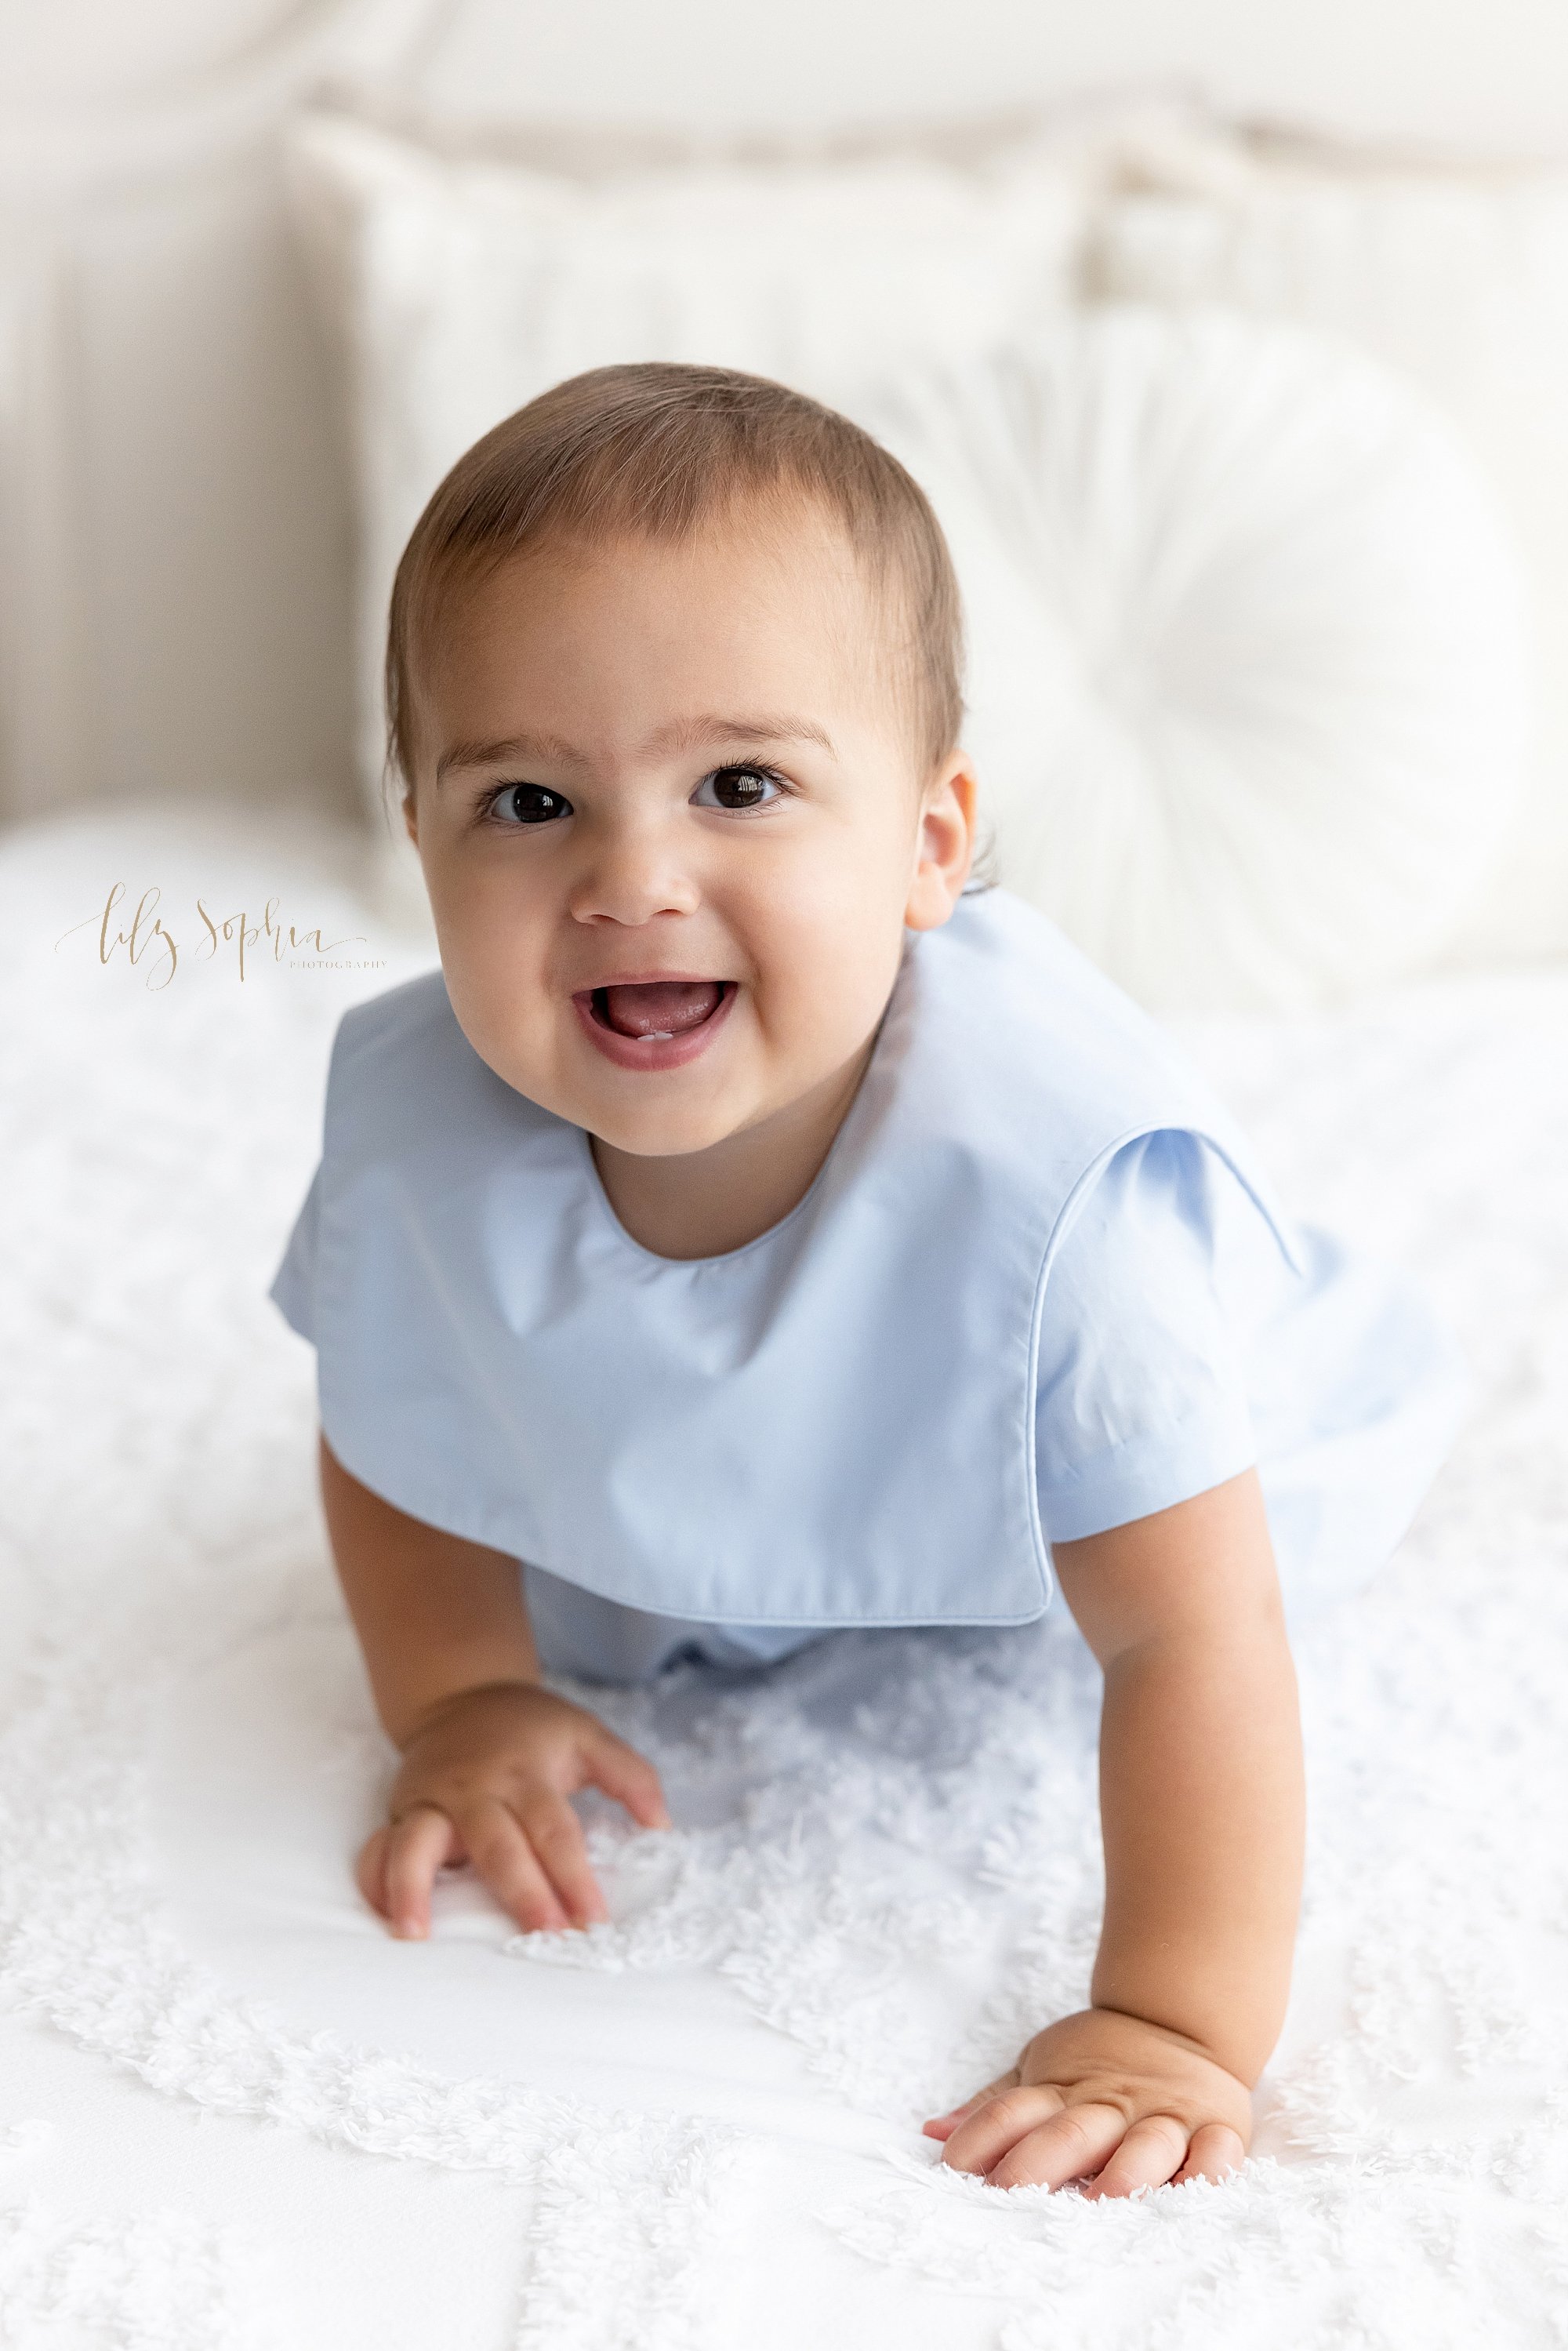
[
  {"xmin": 429, "ymin": 901, "xmax": 563, "ymax": 1089},
  {"xmin": 735, "ymin": 868, "xmax": 907, "ymax": 1071}
]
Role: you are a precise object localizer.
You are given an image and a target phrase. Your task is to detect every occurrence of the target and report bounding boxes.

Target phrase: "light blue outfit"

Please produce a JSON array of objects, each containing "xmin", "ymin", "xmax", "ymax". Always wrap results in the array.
[{"xmin": 269, "ymin": 888, "xmax": 1469, "ymax": 1683}]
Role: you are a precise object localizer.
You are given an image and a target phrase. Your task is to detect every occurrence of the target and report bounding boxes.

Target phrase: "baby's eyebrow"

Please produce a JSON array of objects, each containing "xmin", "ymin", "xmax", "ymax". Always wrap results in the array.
[
  {"xmin": 434, "ymin": 714, "xmax": 836, "ymax": 785},
  {"xmin": 436, "ymin": 731, "xmax": 586, "ymax": 784},
  {"xmin": 641, "ymin": 713, "xmax": 837, "ymax": 758}
]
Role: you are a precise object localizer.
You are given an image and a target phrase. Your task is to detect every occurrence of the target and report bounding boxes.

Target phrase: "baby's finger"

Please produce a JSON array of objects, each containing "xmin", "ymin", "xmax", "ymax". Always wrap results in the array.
[
  {"xmin": 983, "ymin": 2102, "xmax": 1130, "ymax": 2192},
  {"xmin": 1172, "ymin": 2123, "xmax": 1247, "ymax": 2186},
  {"xmin": 922, "ymin": 2069, "xmax": 1022, "ymax": 2140},
  {"xmin": 939, "ymin": 2084, "xmax": 1065, "ymax": 2178},
  {"xmin": 460, "ymin": 1797, "xmax": 571, "ymax": 1934},
  {"xmin": 518, "ymin": 1793, "xmax": 609, "ymax": 1928},
  {"xmin": 583, "ymin": 1731, "xmax": 671, "ymax": 1830},
  {"xmin": 355, "ymin": 1824, "xmax": 392, "ymax": 1920},
  {"xmin": 382, "ymin": 1804, "xmax": 459, "ymax": 1939},
  {"xmin": 1081, "ymin": 2113, "xmax": 1191, "ymax": 2200}
]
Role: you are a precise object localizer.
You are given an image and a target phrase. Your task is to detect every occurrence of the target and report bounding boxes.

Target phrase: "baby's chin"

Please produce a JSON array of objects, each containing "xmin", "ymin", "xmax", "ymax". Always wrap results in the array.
[
  {"xmin": 478, "ymin": 1041, "xmax": 771, "ymax": 1161},
  {"xmin": 574, "ymin": 1087, "xmax": 771, "ymax": 1163}
]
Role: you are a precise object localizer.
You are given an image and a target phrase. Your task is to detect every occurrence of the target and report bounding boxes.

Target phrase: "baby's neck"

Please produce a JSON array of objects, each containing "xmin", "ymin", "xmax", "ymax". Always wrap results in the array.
[{"xmin": 590, "ymin": 1041, "xmax": 874, "ymax": 1262}]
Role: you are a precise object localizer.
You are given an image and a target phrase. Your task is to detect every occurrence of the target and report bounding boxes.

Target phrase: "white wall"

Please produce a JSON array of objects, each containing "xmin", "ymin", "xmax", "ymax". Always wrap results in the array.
[
  {"xmin": 2, "ymin": 0, "xmax": 1566, "ymax": 830},
  {"xmin": 12, "ymin": 0, "xmax": 1568, "ymax": 151},
  {"xmin": 416, "ymin": 0, "xmax": 1568, "ymax": 155}
]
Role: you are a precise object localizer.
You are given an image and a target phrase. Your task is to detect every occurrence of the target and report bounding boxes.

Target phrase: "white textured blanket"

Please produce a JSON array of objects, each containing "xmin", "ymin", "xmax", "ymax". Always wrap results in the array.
[{"xmin": 2, "ymin": 808, "xmax": 1565, "ymax": 2350}]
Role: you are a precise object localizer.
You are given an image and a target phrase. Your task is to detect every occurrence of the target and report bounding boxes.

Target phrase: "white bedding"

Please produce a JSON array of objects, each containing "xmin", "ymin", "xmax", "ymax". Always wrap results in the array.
[{"xmin": 2, "ymin": 806, "xmax": 1566, "ymax": 2349}]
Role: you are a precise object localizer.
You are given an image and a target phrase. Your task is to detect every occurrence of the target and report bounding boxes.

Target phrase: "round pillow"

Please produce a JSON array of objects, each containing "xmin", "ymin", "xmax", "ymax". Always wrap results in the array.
[{"xmin": 857, "ymin": 308, "xmax": 1529, "ymax": 1012}]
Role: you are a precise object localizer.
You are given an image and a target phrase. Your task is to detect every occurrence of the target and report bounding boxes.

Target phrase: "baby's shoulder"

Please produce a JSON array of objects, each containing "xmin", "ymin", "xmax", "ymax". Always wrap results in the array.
[
  {"xmin": 916, "ymin": 893, "xmax": 1301, "ymax": 1274},
  {"xmin": 913, "ymin": 890, "xmax": 1224, "ymax": 1159}
]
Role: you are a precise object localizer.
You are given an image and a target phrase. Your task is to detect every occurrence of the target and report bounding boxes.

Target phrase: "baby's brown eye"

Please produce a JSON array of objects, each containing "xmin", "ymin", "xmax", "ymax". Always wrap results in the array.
[
  {"xmin": 691, "ymin": 765, "xmax": 782, "ymax": 812},
  {"xmin": 493, "ymin": 783, "xmax": 572, "ymax": 825}
]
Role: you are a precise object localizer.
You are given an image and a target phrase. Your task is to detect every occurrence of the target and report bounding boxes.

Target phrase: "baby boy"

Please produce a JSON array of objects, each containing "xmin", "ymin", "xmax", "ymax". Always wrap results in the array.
[{"xmin": 270, "ymin": 361, "xmax": 1462, "ymax": 2198}]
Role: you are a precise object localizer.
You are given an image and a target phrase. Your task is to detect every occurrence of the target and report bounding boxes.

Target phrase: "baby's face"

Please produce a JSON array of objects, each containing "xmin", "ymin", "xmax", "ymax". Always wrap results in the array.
[{"xmin": 403, "ymin": 508, "xmax": 974, "ymax": 1158}]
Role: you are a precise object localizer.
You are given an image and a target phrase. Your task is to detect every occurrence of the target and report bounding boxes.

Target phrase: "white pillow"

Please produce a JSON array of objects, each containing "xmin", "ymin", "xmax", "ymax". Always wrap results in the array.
[
  {"xmin": 1091, "ymin": 150, "xmax": 1568, "ymax": 965},
  {"xmin": 288, "ymin": 113, "xmax": 1087, "ymax": 808},
  {"xmin": 856, "ymin": 311, "xmax": 1528, "ymax": 1012}
]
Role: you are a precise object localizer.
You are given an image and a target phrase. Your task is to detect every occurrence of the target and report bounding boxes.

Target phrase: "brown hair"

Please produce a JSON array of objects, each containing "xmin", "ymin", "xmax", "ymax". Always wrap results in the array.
[{"xmin": 384, "ymin": 362, "xmax": 965, "ymax": 797}]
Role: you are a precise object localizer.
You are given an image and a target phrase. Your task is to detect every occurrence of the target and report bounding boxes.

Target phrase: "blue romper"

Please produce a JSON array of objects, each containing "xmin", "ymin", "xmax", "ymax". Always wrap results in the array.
[{"xmin": 269, "ymin": 888, "xmax": 1469, "ymax": 1683}]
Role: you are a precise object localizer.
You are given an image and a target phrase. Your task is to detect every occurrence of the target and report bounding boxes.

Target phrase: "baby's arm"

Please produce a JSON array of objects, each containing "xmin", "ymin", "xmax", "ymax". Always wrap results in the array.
[
  {"xmin": 320, "ymin": 1433, "xmax": 669, "ymax": 1939},
  {"xmin": 926, "ymin": 1467, "xmax": 1304, "ymax": 2197}
]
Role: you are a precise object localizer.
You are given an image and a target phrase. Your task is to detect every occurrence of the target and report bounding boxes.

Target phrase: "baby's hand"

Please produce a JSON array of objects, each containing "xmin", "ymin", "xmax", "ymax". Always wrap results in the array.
[
  {"xmin": 355, "ymin": 1681, "xmax": 670, "ymax": 1941},
  {"xmin": 923, "ymin": 2008, "xmax": 1250, "ymax": 2197}
]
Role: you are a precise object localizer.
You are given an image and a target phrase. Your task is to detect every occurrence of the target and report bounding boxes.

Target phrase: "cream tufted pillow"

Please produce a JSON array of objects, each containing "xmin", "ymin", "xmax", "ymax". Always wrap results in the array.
[{"xmin": 856, "ymin": 310, "xmax": 1529, "ymax": 1012}]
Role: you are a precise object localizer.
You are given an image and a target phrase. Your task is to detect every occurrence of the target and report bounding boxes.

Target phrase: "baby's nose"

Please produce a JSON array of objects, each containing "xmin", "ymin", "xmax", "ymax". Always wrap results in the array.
[{"xmin": 566, "ymin": 816, "xmax": 699, "ymax": 926}]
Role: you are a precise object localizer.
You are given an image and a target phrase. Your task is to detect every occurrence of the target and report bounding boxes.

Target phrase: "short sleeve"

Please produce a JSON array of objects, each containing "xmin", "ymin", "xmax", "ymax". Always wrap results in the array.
[
  {"xmin": 1033, "ymin": 1130, "xmax": 1264, "ymax": 1545},
  {"xmin": 268, "ymin": 1163, "xmax": 323, "ymax": 1346}
]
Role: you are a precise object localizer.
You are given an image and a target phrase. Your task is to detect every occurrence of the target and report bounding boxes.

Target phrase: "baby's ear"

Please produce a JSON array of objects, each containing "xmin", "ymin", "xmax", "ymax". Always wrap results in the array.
[{"xmin": 905, "ymin": 752, "xmax": 977, "ymax": 932}]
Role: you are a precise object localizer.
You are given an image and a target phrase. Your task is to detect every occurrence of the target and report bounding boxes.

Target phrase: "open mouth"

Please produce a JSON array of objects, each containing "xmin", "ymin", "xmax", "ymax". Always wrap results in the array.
[
  {"xmin": 572, "ymin": 977, "xmax": 736, "ymax": 1070},
  {"xmin": 589, "ymin": 979, "xmax": 728, "ymax": 1041}
]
